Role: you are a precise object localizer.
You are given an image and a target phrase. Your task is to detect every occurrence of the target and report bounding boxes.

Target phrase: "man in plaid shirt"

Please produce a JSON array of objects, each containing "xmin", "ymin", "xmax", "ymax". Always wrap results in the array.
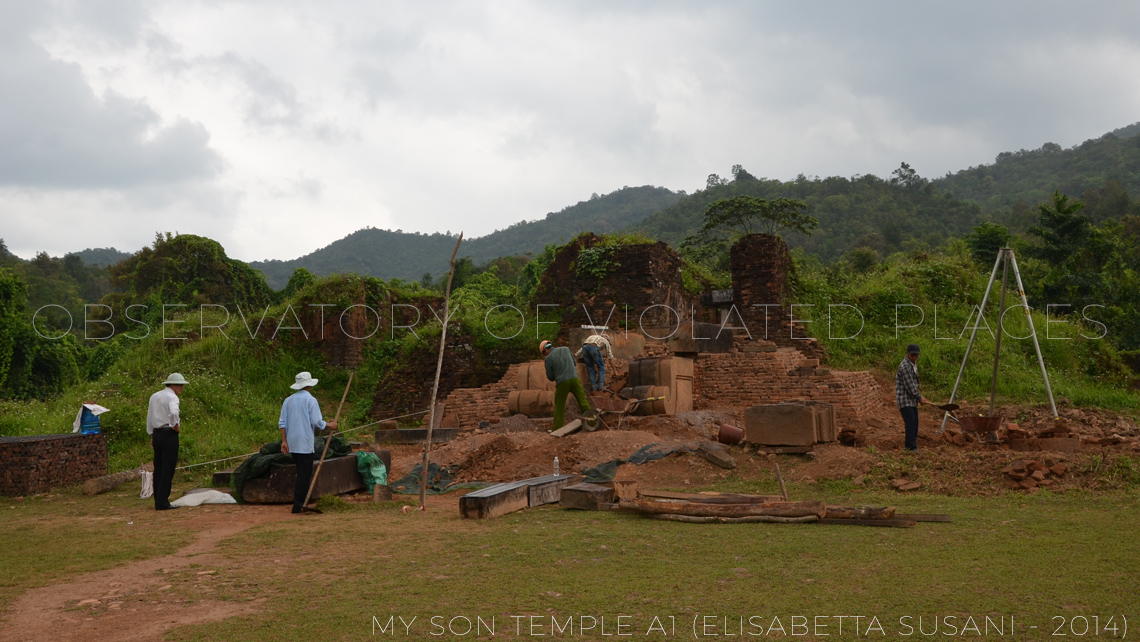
[{"xmin": 896, "ymin": 343, "xmax": 929, "ymax": 451}]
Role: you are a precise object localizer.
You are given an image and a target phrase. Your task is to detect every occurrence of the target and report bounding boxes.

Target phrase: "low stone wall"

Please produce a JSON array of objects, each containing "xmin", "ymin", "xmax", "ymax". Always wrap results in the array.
[
  {"xmin": 693, "ymin": 351, "xmax": 881, "ymax": 425},
  {"xmin": 0, "ymin": 433, "xmax": 108, "ymax": 496}
]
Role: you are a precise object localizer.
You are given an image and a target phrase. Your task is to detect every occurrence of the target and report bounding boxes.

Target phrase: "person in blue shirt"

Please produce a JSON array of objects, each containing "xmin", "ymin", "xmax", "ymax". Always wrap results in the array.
[{"xmin": 279, "ymin": 371, "xmax": 337, "ymax": 513}]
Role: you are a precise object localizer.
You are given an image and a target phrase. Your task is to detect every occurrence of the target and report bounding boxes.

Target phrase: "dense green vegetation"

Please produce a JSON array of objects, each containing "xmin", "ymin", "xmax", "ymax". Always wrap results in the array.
[
  {"xmin": 251, "ymin": 185, "xmax": 681, "ymax": 287},
  {"xmin": 636, "ymin": 164, "xmax": 985, "ymax": 263},
  {"xmin": 936, "ymin": 125, "xmax": 1140, "ymax": 215}
]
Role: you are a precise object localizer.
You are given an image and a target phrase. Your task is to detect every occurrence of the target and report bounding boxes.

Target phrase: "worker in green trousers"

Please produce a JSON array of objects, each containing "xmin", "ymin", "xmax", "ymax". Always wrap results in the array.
[{"xmin": 541, "ymin": 340, "xmax": 594, "ymax": 430}]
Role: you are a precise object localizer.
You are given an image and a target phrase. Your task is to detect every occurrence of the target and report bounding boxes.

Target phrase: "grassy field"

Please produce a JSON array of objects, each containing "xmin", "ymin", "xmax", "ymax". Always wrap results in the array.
[{"xmin": 2, "ymin": 482, "xmax": 1137, "ymax": 641}]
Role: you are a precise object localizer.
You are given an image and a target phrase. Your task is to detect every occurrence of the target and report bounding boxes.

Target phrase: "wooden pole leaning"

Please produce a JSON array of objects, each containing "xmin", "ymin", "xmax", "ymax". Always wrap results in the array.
[
  {"xmin": 302, "ymin": 371, "xmax": 354, "ymax": 510},
  {"xmin": 419, "ymin": 233, "xmax": 464, "ymax": 510}
]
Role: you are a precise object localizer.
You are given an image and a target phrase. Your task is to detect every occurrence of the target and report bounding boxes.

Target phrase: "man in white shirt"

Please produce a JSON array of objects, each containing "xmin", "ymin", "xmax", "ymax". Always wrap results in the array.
[
  {"xmin": 279, "ymin": 371, "xmax": 337, "ymax": 513},
  {"xmin": 147, "ymin": 373, "xmax": 188, "ymax": 510}
]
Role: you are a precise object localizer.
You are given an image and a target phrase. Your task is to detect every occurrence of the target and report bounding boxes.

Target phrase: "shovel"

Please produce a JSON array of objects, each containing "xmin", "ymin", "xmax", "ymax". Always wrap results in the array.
[{"xmin": 300, "ymin": 372, "xmax": 354, "ymax": 514}]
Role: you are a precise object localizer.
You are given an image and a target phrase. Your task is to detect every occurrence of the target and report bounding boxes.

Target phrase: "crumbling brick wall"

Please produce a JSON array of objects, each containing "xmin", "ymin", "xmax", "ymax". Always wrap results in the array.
[
  {"xmin": 441, "ymin": 367, "xmax": 519, "ymax": 428},
  {"xmin": 693, "ymin": 350, "xmax": 881, "ymax": 425},
  {"xmin": 729, "ymin": 234, "xmax": 823, "ymax": 359},
  {"xmin": 0, "ymin": 434, "xmax": 108, "ymax": 495},
  {"xmin": 533, "ymin": 235, "xmax": 700, "ymax": 340}
]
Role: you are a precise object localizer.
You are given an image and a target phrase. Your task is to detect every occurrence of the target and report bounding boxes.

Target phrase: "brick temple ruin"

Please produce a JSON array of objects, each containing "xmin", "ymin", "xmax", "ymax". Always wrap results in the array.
[{"xmin": 438, "ymin": 233, "xmax": 882, "ymax": 431}]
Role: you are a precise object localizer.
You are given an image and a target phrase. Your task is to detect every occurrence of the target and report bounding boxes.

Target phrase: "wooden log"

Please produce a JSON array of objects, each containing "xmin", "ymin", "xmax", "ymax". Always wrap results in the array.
[
  {"xmin": 620, "ymin": 498, "xmax": 826, "ymax": 519},
  {"xmin": 818, "ymin": 517, "xmax": 917, "ymax": 528},
  {"xmin": 637, "ymin": 490, "xmax": 783, "ymax": 504},
  {"xmin": 825, "ymin": 505, "xmax": 896, "ymax": 520},
  {"xmin": 82, "ymin": 464, "xmax": 152, "ymax": 495},
  {"xmin": 696, "ymin": 442, "xmax": 736, "ymax": 469},
  {"xmin": 894, "ymin": 513, "xmax": 952, "ymax": 523},
  {"xmin": 647, "ymin": 514, "xmax": 819, "ymax": 524},
  {"xmin": 559, "ymin": 483, "xmax": 615, "ymax": 510}
]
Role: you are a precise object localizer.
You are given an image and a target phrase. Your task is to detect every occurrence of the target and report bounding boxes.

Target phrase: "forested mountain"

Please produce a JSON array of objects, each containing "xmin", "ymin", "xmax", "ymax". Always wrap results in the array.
[
  {"xmin": 251, "ymin": 185, "xmax": 680, "ymax": 287},
  {"xmin": 65, "ymin": 247, "xmax": 131, "ymax": 268},
  {"xmin": 934, "ymin": 124, "xmax": 1140, "ymax": 214},
  {"xmin": 631, "ymin": 165, "xmax": 984, "ymax": 262}
]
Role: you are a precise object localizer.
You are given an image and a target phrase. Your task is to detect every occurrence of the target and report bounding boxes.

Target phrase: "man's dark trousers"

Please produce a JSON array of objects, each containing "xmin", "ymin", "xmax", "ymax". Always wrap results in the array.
[
  {"xmin": 900, "ymin": 406, "xmax": 919, "ymax": 451},
  {"xmin": 291, "ymin": 452, "xmax": 316, "ymax": 513},
  {"xmin": 152, "ymin": 428, "xmax": 179, "ymax": 509},
  {"xmin": 582, "ymin": 344, "xmax": 605, "ymax": 391}
]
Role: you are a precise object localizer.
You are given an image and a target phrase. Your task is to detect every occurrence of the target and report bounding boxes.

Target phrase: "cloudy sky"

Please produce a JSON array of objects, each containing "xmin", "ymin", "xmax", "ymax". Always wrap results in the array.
[{"xmin": 2, "ymin": 1, "xmax": 1139, "ymax": 262}]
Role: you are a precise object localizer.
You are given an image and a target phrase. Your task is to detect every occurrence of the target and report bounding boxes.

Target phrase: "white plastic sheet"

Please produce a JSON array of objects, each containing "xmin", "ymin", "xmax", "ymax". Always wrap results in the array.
[{"xmin": 170, "ymin": 489, "xmax": 237, "ymax": 507}]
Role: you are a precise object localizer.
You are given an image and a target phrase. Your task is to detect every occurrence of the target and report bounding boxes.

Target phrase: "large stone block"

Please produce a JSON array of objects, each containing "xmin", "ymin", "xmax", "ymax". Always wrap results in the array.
[
  {"xmin": 242, "ymin": 454, "xmax": 364, "ymax": 503},
  {"xmin": 744, "ymin": 404, "xmax": 817, "ymax": 446}
]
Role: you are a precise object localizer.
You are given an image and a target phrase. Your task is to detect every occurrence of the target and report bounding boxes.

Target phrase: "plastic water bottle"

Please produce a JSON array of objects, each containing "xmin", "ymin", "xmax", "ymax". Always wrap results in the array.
[{"xmin": 553, "ymin": 457, "xmax": 560, "ymax": 477}]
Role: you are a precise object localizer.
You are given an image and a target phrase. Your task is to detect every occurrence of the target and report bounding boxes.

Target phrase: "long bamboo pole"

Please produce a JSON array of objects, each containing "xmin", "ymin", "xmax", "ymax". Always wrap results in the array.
[{"xmin": 419, "ymin": 233, "xmax": 464, "ymax": 509}]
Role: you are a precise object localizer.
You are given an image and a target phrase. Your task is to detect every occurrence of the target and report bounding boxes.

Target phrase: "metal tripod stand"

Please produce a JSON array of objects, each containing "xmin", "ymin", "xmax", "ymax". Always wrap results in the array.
[{"xmin": 937, "ymin": 247, "xmax": 1059, "ymax": 433}]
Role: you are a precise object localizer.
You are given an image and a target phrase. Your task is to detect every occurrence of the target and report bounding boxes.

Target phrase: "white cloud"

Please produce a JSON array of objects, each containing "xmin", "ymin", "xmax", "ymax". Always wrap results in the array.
[{"xmin": 3, "ymin": 1, "xmax": 1140, "ymax": 262}]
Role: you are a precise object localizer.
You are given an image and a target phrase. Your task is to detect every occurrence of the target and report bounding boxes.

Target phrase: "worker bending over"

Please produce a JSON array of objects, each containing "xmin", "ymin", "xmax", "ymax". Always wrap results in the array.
[{"xmin": 575, "ymin": 334, "xmax": 614, "ymax": 391}]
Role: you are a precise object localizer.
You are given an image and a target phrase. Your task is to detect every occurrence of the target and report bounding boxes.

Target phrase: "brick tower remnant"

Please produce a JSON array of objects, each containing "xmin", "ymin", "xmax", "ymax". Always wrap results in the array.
[{"xmin": 730, "ymin": 234, "xmax": 822, "ymax": 358}]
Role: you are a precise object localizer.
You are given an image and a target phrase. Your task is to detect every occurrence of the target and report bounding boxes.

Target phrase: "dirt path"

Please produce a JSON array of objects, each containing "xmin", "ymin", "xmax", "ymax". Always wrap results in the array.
[{"xmin": 0, "ymin": 505, "xmax": 292, "ymax": 642}]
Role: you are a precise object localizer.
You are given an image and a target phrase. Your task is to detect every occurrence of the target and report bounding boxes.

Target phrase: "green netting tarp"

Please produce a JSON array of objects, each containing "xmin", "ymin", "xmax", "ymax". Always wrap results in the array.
[
  {"xmin": 581, "ymin": 443, "xmax": 695, "ymax": 483},
  {"xmin": 230, "ymin": 435, "xmax": 351, "ymax": 502},
  {"xmin": 391, "ymin": 462, "xmax": 490, "ymax": 495},
  {"xmin": 356, "ymin": 451, "xmax": 387, "ymax": 491}
]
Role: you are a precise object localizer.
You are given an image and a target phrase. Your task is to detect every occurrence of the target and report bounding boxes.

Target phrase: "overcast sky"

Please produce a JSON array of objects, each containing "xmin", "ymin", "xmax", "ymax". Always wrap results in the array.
[{"xmin": 2, "ymin": 1, "xmax": 1139, "ymax": 262}]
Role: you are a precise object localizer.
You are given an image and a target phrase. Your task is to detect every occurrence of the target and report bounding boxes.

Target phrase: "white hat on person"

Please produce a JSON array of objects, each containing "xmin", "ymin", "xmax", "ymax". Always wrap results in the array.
[
  {"xmin": 291, "ymin": 371, "xmax": 319, "ymax": 390},
  {"xmin": 162, "ymin": 373, "xmax": 189, "ymax": 385}
]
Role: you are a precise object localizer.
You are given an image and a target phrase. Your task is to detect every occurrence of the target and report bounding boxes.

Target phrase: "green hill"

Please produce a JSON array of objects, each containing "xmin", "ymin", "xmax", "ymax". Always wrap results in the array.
[
  {"xmin": 251, "ymin": 185, "xmax": 680, "ymax": 288},
  {"xmin": 934, "ymin": 124, "xmax": 1140, "ymax": 214},
  {"xmin": 631, "ymin": 166, "xmax": 984, "ymax": 262},
  {"xmin": 65, "ymin": 247, "xmax": 132, "ymax": 268}
]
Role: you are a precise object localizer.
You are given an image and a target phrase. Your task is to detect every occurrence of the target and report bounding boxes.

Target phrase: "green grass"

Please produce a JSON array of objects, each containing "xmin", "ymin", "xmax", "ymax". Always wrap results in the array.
[
  {"xmin": 1, "ymin": 481, "xmax": 1136, "ymax": 640},
  {"xmin": 0, "ymin": 487, "xmax": 193, "ymax": 610},
  {"xmin": 171, "ymin": 489, "xmax": 1138, "ymax": 641}
]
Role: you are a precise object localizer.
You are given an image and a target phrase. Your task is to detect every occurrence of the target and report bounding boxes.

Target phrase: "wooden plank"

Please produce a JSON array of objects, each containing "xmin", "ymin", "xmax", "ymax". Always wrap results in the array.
[
  {"xmin": 818, "ymin": 518, "xmax": 917, "ymax": 528},
  {"xmin": 559, "ymin": 483, "xmax": 616, "ymax": 510},
  {"xmin": 696, "ymin": 442, "xmax": 737, "ymax": 469},
  {"xmin": 528, "ymin": 475, "xmax": 582, "ymax": 506},
  {"xmin": 620, "ymin": 498, "xmax": 826, "ymax": 519},
  {"xmin": 638, "ymin": 490, "xmax": 783, "ymax": 504},
  {"xmin": 825, "ymin": 505, "xmax": 896, "ymax": 520},
  {"xmin": 753, "ymin": 446, "xmax": 814, "ymax": 455},
  {"xmin": 551, "ymin": 419, "xmax": 582, "ymax": 438},
  {"xmin": 894, "ymin": 513, "xmax": 952, "ymax": 523}
]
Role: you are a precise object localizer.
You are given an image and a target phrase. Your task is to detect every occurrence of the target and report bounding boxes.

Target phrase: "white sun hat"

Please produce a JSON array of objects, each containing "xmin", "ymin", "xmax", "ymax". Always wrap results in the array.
[
  {"xmin": 291, "ymin": 371, "xmax": 319, "ymax": 390},
  {"xmin": 163, "ymin": 373, "xmax": 189, "ymax": 385}
]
